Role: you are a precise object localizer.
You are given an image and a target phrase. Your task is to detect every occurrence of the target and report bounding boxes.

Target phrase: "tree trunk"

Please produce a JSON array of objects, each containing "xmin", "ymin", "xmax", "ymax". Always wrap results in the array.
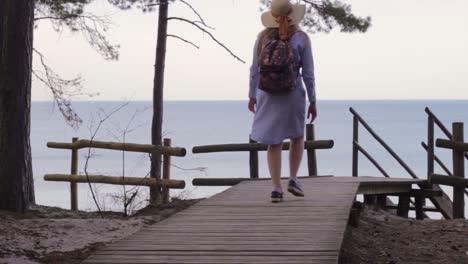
[
  {"xmin": 150, "ymin": 0, "xmax": 169, "ymax": 205},
  {"xmin": 0, "ymin": 0, "xmax": 36, "ymax": 212}
]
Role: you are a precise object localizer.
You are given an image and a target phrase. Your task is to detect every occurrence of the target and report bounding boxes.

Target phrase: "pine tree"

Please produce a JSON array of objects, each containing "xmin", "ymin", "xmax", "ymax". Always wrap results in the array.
[{"xmin": 0, "ymin": 0, "xmax": 36, "ymax": 212}]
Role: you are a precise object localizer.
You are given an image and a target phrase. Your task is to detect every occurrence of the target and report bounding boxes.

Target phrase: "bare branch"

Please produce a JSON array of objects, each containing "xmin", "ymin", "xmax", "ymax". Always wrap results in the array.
[
  {"xmin": 83, "ymin": 101, "xmax": 131, "ymax": 216},
  {"xmin": 177, "ymin": 0, "xmax": 213, "ymax": 29},
  {"xmin": 167, "ymin": 17, "xmax": 245, "ymax": 63},
  {"xmin": 167, "ymin": 34, "xmax": 200, "ymax": 49}
]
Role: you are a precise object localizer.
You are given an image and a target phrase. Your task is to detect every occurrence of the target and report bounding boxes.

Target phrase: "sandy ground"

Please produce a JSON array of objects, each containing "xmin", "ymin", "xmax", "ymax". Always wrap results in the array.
[
  {"xmin": 1, "ymin": 200, "xmax": 467, "ymax": 264},
  {"xmin": 340, "ymin": 207, "xmax": 468, "ymax": 264},
  {"xmin": 0, "ymin": 199, "xmax": 200, "ymax": 264}
]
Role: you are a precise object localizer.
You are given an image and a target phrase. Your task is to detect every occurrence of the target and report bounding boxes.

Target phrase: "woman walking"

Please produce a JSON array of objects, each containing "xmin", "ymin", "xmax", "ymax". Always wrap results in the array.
[{"xmin": 248, "ymin": 0, "xmax": 317, "ymax": 203}]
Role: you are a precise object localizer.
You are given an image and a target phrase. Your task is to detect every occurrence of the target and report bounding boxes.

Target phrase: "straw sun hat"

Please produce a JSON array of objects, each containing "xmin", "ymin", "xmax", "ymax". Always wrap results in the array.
[{"xmin": 261, "ymin": 0, "xmax": 306, "ymax": 28}]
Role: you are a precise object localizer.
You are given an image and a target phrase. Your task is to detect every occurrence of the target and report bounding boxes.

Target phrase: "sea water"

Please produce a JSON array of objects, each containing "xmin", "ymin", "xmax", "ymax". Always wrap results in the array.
[{"xmin": 31, "ymin": 100, "xmax": 468, "ymax": 214}]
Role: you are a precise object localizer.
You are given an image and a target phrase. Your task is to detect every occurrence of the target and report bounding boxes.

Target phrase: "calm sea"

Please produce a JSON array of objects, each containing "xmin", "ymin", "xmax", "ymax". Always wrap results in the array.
[{"xmin": 32, "ymin": 100, "xmax": 468, "ymax": 213}]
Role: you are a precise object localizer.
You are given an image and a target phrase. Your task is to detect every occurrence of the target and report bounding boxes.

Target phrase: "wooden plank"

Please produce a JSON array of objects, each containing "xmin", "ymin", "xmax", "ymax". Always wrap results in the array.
[
  {"xmin": 94, "ymin": 250, "xmax": 339, "ymax": 256},
  {"xmin": 84, "ymin": 177, "xmax": 364, "ymax": 264}
]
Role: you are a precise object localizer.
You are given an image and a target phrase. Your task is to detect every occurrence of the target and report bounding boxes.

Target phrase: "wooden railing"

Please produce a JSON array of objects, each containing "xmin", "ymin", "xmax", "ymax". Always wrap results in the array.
[
  {"xmin": 350, "ymin": 107, "xmax": 454, "ymax": 219},
  {"xmin": 423, "ymin": 107, "xmax": 468, "ymax": 198},
  {"xmin": 191, "ymin": 124, "xmax": 334, "ymax": 186},
  {"xmin": 431, "ymin": 122, "xmax": 468, "ymax": 219},
  {"xmin": 45, "ymin": 138, "xmax": 187, "ymax": 210}
]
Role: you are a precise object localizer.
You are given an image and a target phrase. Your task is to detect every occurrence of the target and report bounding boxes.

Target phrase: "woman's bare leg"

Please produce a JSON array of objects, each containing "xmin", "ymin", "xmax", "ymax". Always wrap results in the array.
[
  {"xmin": 289, "ymin": 136, "xmax": 304, "ymax": 179},
  {"xmin": 267, "ymin": 142, "xmax": 283, "ymax": 191}
]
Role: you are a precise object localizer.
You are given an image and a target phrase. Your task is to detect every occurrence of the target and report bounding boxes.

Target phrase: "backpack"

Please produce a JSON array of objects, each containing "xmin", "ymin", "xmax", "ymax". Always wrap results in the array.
[{"xmin": 257, "ymin": 32, "xmax": 299, "ymax": 94}]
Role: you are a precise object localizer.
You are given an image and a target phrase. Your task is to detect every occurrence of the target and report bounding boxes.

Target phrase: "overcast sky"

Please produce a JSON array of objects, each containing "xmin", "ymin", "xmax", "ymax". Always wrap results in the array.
[{"xmin": 32, "ymin": 0, "xmax": 468, "ymax": 101}]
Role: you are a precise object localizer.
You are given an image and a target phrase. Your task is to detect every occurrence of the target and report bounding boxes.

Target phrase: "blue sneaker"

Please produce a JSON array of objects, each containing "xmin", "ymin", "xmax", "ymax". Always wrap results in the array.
[
  {"xmin": 287, "ymin": 179, "xmax": 304, "ymax": 197},
  {"xmin": 270, "ymin": 191, "xmax": 283, "ymax": 203}
]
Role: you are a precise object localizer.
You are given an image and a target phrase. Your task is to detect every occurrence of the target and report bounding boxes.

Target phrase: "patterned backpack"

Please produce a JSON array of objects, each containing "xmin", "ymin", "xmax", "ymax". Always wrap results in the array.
[{"xmin": 258, "ymin": 32, "xmax": 298, "ymax": 94}]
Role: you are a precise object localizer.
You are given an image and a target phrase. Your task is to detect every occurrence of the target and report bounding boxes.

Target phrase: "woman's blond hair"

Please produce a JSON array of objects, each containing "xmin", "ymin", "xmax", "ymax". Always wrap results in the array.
[{"xmin": 256, "ymin": 25, "xmax": 304, "ymax": 55}]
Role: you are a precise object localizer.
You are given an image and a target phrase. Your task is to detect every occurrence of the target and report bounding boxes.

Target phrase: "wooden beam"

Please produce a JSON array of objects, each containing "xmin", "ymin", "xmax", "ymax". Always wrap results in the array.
[
  {"xmin": 47, "ymin": 140, "xmax": 187, "ymax": 157},
  {"xmin": 162, "ymin": 138, "xmax": 172, "ymax": 204},
  {"xmin": 192, "ymin": 176, "xmax": 333, "ymax": 186},
  {"xmin": 387, "ymin": 205, "xmax": 440, "ymax": 213},
  {"xmin": 357, "ymin": 182, "xmax": 411, "ymax": 195},
  {"xmin": 452, "ymin": 122, "xmax": 465, "ymax": 219},
  {"xmin": 431, "ymin": 174, "xmax": 468, "ymax": 188},
  {"xmin": 397, "ymin": 193, "xmax": 410, "ymax": 218},
  {"xmin": 306, "ymin": 124, "xmax": 318, "ymax": 176},
  {"xmin": 192, "ymin": 140, "xmax": 334, "ymax": 154},
  {"xmin": 70, "ymin": 137, "xmax": 79, "ymax": 211},
  {"xmin": 44, "ymin": 174, "xmax": 186, "ymax": 189},
  {"xmin": 415, "ymin": 196, "xmax": 424, "ymax": 220},
  {"xmin": 436, "ymin": 138, "xmax": 468, "ymax": 152},
  {"xmin": 249, "ymin": 137, "xmax": 259, "ymax": 179},
  {"xmin": 352, "ymin": 115, "xmax": 359, "ymax": 177},
  {"xmin": 386, "ymin": 189, "xmax": 443, "ymax": 198}
]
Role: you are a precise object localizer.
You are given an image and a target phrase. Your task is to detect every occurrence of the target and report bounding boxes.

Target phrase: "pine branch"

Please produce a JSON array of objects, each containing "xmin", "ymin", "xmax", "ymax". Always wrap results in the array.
[{"xmin": 32, "ymin": 48, "xmax": 90, "ymax": 129}]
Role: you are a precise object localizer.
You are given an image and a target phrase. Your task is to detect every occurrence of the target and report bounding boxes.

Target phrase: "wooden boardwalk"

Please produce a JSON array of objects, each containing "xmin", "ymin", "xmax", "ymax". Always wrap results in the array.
[{"xmin": 84, "ymin": 176, "xmax": 424, "ymax": 264}]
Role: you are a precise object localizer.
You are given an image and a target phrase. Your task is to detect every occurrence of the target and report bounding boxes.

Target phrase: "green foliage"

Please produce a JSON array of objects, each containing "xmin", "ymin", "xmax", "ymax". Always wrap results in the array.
[
  {"xmin": 35, "ymin": 0, "xmax": 91, "ymax": 20},
  {"xmin": 260, "ymin": 0, "xmax": 371, "ymax": 33}
]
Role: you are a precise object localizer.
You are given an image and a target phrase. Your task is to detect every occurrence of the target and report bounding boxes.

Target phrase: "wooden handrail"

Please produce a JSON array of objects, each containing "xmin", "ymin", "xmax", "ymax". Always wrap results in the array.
[
  {"xmin": 192, "ymin": 140, "xmax": 334, "ymax": 154},
  {"xmin": 425, "ymin": 107, "xmax": 452, "ymax": 138},
  {"xmin": 350, "ymin": 107, "xmax": 418, "ymax": 179},
  {"xmin": 421, "ymin": 142, "xmax": 452, "ymax": 176},
  {"xmin": 354, "ymin": 141, "xmax": 390, "ymax": 178},
  {"xmin": 350, "ymin": 107, "xmax": 454, "ymax": 219},
  {"xmin": 47, "ymin": 139, "xmax": 187, "ymax": 157},
  {"xmin": 44, "ymin": 174, "xmax": 186, "ymax": 189}
]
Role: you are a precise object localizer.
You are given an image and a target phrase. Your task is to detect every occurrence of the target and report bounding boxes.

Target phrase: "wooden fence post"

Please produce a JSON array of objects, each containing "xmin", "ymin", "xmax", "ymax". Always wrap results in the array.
[
  {"xmin": 452, "ymin": 122, "xmax": 464, "ymax": 219},
  {"xmin": 427, "ymin": 116, "xmax": 435, "ymax": 184},
  {"xmin": 397, "ymin": 193, "xmax": 410, "ymax": 218},
  {"xmin": 249, "ymin": 137, "xmax": 259, "ymax": 179},
  {"xmin": 70, "ymin": 137, "xmax": 79, "ymax": 211},
  {"xmin": 162, "ymin": 138, "xmax": 171, "ymax": 204},
  {"xmin": 306, "ymin": 124, "xmax": 317, "ymax": 176},
  {"xmin": 415, "ymin": 195, "xmax": 424, "ymax": 220},
  {"xmin": 352, "ymin": 116, "xmax": 359, "ymax": 177}
]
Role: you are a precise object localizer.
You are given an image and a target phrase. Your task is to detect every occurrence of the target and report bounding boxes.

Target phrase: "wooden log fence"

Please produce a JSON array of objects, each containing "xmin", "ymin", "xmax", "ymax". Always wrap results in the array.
[
  {"xmin": 192, "ymin": 139, "xmax": 334, "ymax": 153},
  {"xmin": 191, "ymin": 124, "xmax": 333, "ymax": 184},
  {"xmin": 47, "ymin": 139, "xmax": 186, "ymax": 157},
  {"xmin": 45, "ymin": 138, "xmax": 186, "ymax": 210},
  {"xmin": 192, "ymin": 175, "xmax": 333, "ymax": 186},
  {"xmin": 44, "ymin": 174, "xmax": 185, "ymax": 189},
  {"xmin": 432, "ymin": 122, "xmax": 467, "ymax": 219}
]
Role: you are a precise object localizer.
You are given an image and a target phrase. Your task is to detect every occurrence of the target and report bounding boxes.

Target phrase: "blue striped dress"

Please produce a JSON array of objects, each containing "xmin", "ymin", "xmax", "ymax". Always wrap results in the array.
[{"xmin": 249, "ymin": 31, "xmax": 317, "ymax": 145}]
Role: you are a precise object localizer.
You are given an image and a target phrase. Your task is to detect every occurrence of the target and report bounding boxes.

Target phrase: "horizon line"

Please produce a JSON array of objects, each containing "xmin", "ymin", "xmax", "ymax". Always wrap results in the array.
[{"xmin": 31, "ymin": 98, "xmax": 468, "ymax": 103}]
